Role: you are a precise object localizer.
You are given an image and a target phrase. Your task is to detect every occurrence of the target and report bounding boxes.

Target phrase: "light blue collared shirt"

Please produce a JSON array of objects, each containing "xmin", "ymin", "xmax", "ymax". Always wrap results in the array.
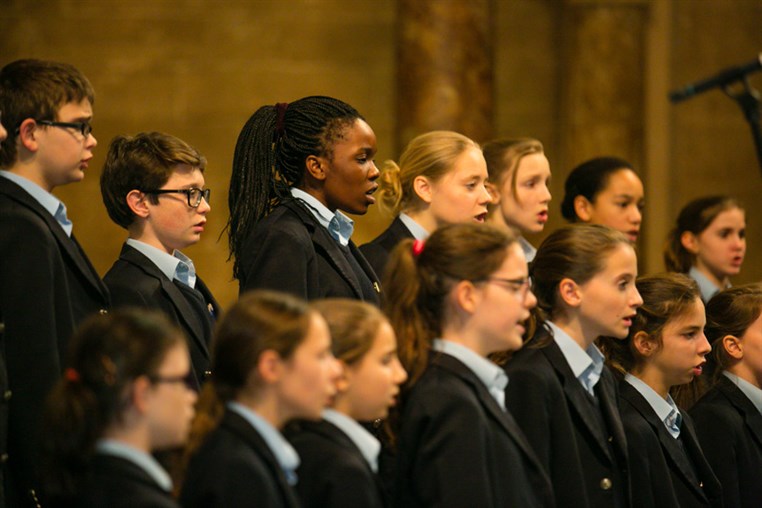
[
  {"xmin": 95, "ymin": 439, "xmax": 172, "ymax": 492},
  {"xmin": 518, "ymin": 236, "xmax": 536, "ymax": 263},
  {"xmin": 432, "ymin": 339, "xmax": 509, "ymax": 411},
  {"xmin": 227, "ymin": 401, "xmax": 300, "ymax": 485},
  {"xmin": 689, "ymin": 266, "xmax": 726, "ymax": 303},
  {"xmin": 398, "ymin": 212, "xmax": 430, "ymax": 241},
  {"xmin": 126, "ymin": 238, "xmax": 197, "ymax": 288},
  {"xmin": 548, "ymin": 321, "xmax": 604, "ymax": 397},
  {"xmin": 322, "ymin": 408, "xmax": 381, "ymax": 473},
  {"xmin": 290, "ymin": 187, "xmax": 354, "ymax": 246},
  {"xmin": 0, "ymin": 170, "xmax": 72, "ymax": 236},
  {"xmin": 625, "ymin": 373, "xmax": 682, "ymax": 439},
  {"xmin": 724, "ymin": 371, "xmax": 762, "ymax": 416}
]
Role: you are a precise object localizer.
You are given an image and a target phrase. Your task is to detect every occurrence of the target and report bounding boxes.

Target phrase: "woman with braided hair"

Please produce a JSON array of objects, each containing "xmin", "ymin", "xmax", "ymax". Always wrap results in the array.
[{"xmin": 227, "ymin": 96, "xmax": 381, "ymax": 303}]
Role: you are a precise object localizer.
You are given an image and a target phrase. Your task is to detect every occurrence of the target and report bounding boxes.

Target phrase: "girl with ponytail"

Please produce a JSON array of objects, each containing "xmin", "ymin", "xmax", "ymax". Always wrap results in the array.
[
  {"xmin": 180, "ymin": 291, "xmax": 340, "ymax": 508},
  {"xmin": 360, "ymin": 130, "xmax": 491, "ymax": 278},
  {"xmin": 227, "ymin": 96, "xmax": 381, "ymax": 303},
  {"xmin": 384, "ymin": 223, "xmax": 553, "ymax": 507},
  {"xmin": 42, "ymin": 309, "xmax": 197, "ymax": 507}
]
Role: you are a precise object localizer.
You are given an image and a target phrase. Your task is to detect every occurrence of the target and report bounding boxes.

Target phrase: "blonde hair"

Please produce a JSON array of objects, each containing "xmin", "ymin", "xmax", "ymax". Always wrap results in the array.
[{"xmin": 376, "ymin": 131, "xmax": 479, "ymax": 216}]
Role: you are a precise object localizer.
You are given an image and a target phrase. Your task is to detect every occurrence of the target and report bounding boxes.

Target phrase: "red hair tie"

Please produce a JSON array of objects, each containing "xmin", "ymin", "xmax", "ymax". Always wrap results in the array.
[
  {"xmin": 412, "ymin": 239, "xmax": 425, "ymax": 257},
  {"xmin": 64, "ymin": 368, "xmax": 80, "ymax": 383}
]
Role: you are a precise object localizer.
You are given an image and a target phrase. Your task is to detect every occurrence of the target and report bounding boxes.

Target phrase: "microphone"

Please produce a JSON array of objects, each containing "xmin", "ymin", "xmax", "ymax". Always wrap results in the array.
[{"xmin": 669, "ymin": 53, "xmax": 762, "ymax": 103}]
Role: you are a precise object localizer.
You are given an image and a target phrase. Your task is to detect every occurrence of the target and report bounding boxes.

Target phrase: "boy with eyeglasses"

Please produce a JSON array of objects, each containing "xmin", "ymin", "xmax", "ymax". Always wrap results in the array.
[
  {"xmin": 100, "ymin": 131, "xmax": 219, "ymax": 391},
  {"xmin": 0, "ymin": 59, "xmax": 110, "ymax": 506}
]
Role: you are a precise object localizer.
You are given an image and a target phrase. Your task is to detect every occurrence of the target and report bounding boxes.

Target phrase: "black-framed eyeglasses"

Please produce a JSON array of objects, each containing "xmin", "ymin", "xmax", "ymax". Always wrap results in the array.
[
  {"xmin": 142, "ymin": 187, "xmax": 211, "ymax": 208},
  {"xmin": 36, "ymin": 119, "xmax": 93, "ymax": 137},
  {"xmin": 149, "ymin": 371, "xmax": 196, "ymax": 390},
  {"xmin": 478, "ymin": 276, "xmax": 531, "ymax": 296}
]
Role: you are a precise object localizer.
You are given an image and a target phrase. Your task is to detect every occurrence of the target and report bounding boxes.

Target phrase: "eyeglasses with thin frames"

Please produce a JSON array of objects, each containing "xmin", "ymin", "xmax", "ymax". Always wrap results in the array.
[
  {"xmin": 36, "ymin": 119, "xmax": 93, "ymax": 137},
  {"xmin": 149, "ymin": 371, "xmax": 196, "ymax": 390},
  {"xmin": 478, "ymin": 276, "xmax": 531, "ymax": 298},
  {"xmin": 142, "ymin": 187, "xmax": 211, "ymax": 208}
]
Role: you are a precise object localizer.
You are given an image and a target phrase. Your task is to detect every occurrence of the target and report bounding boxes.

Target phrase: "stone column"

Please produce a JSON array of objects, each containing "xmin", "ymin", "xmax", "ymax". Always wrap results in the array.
[{"xmin": 396, "ymin": 0, "xmax": 493, "ymax": 150}]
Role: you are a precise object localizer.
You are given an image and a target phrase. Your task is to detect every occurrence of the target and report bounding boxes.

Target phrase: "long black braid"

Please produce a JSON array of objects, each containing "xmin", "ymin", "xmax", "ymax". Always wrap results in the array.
[{"xmin": 227, "ymin": 96, "xmax": 363, "ymax": 280}]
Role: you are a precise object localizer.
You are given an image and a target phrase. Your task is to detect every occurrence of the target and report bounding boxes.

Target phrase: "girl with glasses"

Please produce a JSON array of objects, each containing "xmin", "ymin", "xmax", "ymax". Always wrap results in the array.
[
  {"xmin": 42, "ymin": 309, "xmax": 197, "ymax": 508},
  {"xmin": 384, "ymin": 223, "xmax": 553, "ymax": 507}
]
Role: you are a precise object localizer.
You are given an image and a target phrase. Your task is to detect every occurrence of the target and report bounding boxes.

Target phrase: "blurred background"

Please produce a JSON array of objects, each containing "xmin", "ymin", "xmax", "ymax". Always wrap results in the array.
[{"xmin": 2, "ymin": 0, "xmax": 761, "ymax": 307}]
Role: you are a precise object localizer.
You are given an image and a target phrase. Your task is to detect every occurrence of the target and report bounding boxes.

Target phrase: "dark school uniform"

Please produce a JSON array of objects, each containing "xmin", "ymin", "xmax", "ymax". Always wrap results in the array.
[
  {"xmin": 237, "ymin": 197, "xmax": 380, "ymax": 304},
  {"xmin": 0, "ymin": 174, "xmax": 109, "ymax": 506},
  {"xmin": 104, "ymin": 242, "xmax": 219, "ymax": 388},
  {"xmin": 181, "ymin": 407, "xmax": 300, "ymax": 508},
  {"xmin": 396, "ymin": 343, "xmax": 555, "ymax": 508},
  {"xmin": 691, "ymin": 372, "xmax": 762, "ymax": 508},
  {"xmin": 359, "ymin": 215, "xmax": 414, "ymax": 279},
  {"xmin": 286, "ymin": 411, "xmax": 386, "ymax": 508},
  {"xmin": 504, "ymin": 324, "xmax": 630, "ymax": 508}
]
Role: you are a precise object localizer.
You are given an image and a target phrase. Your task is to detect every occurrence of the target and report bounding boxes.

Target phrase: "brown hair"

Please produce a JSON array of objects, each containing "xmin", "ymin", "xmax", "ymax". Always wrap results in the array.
[
  {"xmin": 0, "ymin": 59, "xmax": 95, "ymax": 168},
  {"xmin": 376, "ymin": 131, "xmax": 479, "ymax": 216},
  {"xmin": 312, "ymin": 299, "xmax": 386, "ymax": 366},
  {"xmin": 664, "ymin": 195, "xmax": 743, "ymax": 273},
  {"xmin": 383, "ymin": 223, "xmax": 517, "ymax": 384},
  {"xmin": 100, "ymin": 132, "xmax": 207, "ymax": 228},
  {"xmin": 599, "ymin": 273, "xmax": 701, "ymax": 375},
  {"xmin": 483, "ymin": 137, "xmax": 544, "ymax": 211},
  {"xmin": 42, "ymin": 309, "xmax": 185, "ymax": 501},
  {"xmin": 705, "ymin": 283, "xmax": 762, "ymax": 373},
  {"xmin": 184, "ymin": 291, "xmax": 313, "ymax": 463}
]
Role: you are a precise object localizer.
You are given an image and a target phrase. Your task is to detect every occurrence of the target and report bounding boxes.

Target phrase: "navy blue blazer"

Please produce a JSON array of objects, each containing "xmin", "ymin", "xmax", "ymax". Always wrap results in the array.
[
  {"xmin": 49, "ymin": 453, "xmax": 179, "ymax": 508},
  {"xmin": 0, "ymin": 177, "xmax": 109, "ymax": 506},
  {"xmin": 396, "ymin": 352, "xmax": 555, "ymax": 508},
  {"xmin": 359, "ymin": 216, "xmax": 414, "ymax": 280},
  {"xmin": 504, "ymin": 331, "xmax": 630, "ymax": 508},
  {"xmin": 619, "ymin": 380, "xmax": 723, "ymax": 507},
  {"xmin": 237, "ymin": 199, "xmax": 380, "ymax": 304},
  {"xmin": 285, "ymin": 418, "xmax": 386, "ymax": 508},
  {"xmin": 180, "ymin": 409, "xmax": 300, "ymax": 508},
  {"xmin": 104, "ymin": 243, "xmax": 219, "ymax": 388},
  {"xmin": 690, "ymin": 375, "xmax": 762, "ymax": 508}
]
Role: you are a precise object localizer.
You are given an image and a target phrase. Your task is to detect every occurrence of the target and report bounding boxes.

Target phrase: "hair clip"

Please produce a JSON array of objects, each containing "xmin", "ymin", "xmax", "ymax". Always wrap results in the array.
[
  {"xmin": 412, "ymin": 239, "xmax": 425, "ymax": 257},
  {"xmin": 64, "ymin": 367, "xmax": 80, "ymax": 383}
]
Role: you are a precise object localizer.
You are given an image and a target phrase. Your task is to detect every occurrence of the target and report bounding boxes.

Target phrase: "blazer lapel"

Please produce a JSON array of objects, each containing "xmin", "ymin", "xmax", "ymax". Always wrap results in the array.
[
  {"xmin": 543, "ymin": 342, "xmax": 612, "ymax": 459},
  {"xmin": 434, "ymin": 353, "xmax": 551, "ymax": 486},
  {"xmin": 223, "ymin": 410, "xmax": 300, "ymax": 508},
  {"xmin": 718, "ymin": 375, "xmax": 762, "ymax": 447},
  {"xmin": 620, "ymin": 382, "xmax": 707, "ymax": 500},
  {"xmin": 597, "ymin": 369, "xmax": 629, "ymax": 462},
  {"xmin": 120, "ymin": 245, "xmax": 210, "ymax": 358},
  {"xmin": 0, "ymin": 178, "xmax": 108, "ymax": 302},
  {"xmin": 286, "ymin": 200, "xmax": 368, "ymax": 299}
]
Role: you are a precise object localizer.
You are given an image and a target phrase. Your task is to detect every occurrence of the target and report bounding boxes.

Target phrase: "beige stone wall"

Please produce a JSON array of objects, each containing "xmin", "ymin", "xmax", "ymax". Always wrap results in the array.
[{"xmin": 2, "ymin": 0, "xmax": 761, "ymax": 308}]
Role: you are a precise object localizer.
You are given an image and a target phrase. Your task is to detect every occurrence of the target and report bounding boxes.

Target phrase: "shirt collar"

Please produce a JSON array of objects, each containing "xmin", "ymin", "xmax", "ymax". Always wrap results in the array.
[
  {"xmin": 95, "ymin": 439, "xmax": 172, "ymax": 491},
  {"xmin": 625, "ymin": 373, "xmax": 682, "ymax": 438},
  {"xmin": 290, "ymin": 187, "xmax": 354, "ymax": 246},
  {"xmin": 723, "ymin": 371, "xmax": 762, "ymax": 416},
  {"xmin": 518, "ymin": 236, "xmax": 536, "ymax": 263},
  {"xmin": 321, "ymin": 409, "xmax": 381, "ymax": 473},
  {"xmin": 398, "ymin": 212, "xmax": 430, "ymax": 241},
  {"xmin": 227, "ymin": 401, "xmax": 300, "ymax": 485},
  {"xmin": 432, "ymin": 339, "xmax": 509, "ymax": 410},
  {"xmin": 548, "ymin": 321, "xmax": 604, "ymax": 395},
  {"xmin": 126, "ymin": 239, "xmax": 196, "ymax": 287},
  {"xmin": 0, "ymin": 170, "xmax": 72, "ymax": 236},
  {"xmin": 689, "ymin": 266, "xmax": 726, "ymax": 302}
]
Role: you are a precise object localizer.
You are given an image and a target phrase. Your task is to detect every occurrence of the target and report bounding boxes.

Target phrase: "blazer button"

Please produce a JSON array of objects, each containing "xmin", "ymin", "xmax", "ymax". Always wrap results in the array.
[
  {"xmin": 600, "ymin": 478, "xmax": 612, "ymax": 490},
  {"xmin": 99, "ymin": 309, "xmax": 108, "ymax": 315},
  {"xmin": 204, "ymin": 370, "xmax": 212, "ymax": 379},
  {"xmin": 607, "ymin": 435, "xmax": 613, "ymax": 442},
  {"xmin": 3, "ymin": 390, "xmax": 11, "ymax": 401},
  {"xmin": 0, "ymin": 453, "xmax": 8, "ymax": 463}
]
